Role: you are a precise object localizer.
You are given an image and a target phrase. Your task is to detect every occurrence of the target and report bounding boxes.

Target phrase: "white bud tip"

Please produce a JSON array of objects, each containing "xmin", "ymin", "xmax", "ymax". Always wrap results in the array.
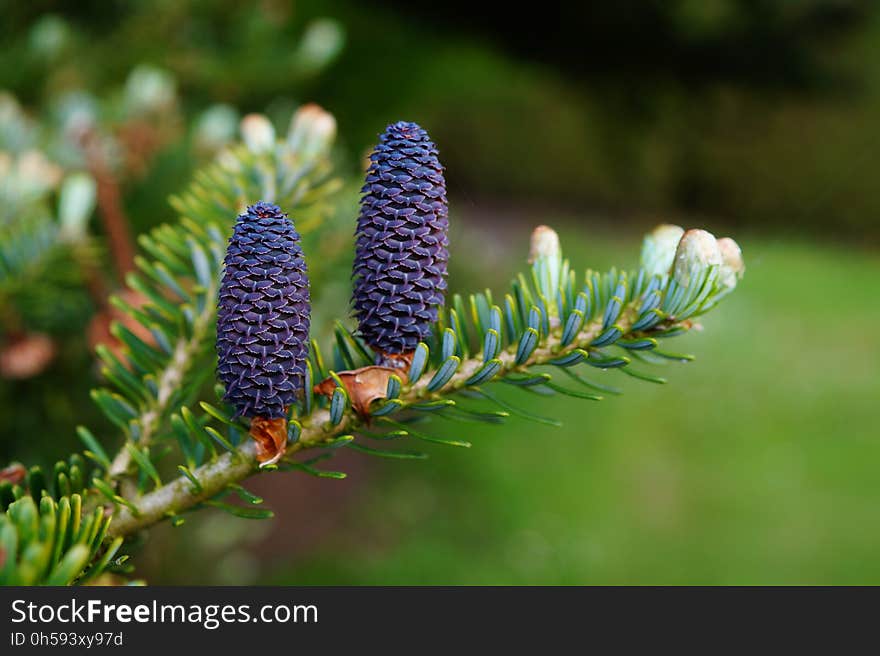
[
  {"xmin": 58, "ymin": 172, "xmax": 97, "ymax": 240},
  {"xmin": 529, "ymin": 226, "xmax": 562, "ymax": 318},
  {"xmin": 17, "ymin": 149, "xmax": 63, "ymax": 195},
  {"xmin": 298, "ymin": 19, "xmax": 345, "ymax": 69},
  {"xmin": 125, "ymin": 66, "xmax": 176, "ymax": 113},
  {"xmin": 640, "ymin": 223, "xmax": 684, "ymax": 276},
  {"xmin": 529, "ymin": 225, "xmax": 561, "ymax": 263},
  {"xmin": 240, "ymin": 113, "xmax": 276, "ymax": 153},
  {"xmin": 717, "ymin": 237, "xmax": 745, "ymax": 290},
  {"xmin": 195, "ymin": 104, "xmax": 239, "ymax": 152},
  {"xmin": 673, "ymin": 229, "xmax": 722, "ymax": 288},
  {"xmin": 288, "ymin": 103, "xmax": 337, "ymax": 157}
]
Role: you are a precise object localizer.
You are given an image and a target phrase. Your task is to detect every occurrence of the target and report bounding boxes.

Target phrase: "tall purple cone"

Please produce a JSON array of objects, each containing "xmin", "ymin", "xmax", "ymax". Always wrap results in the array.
[
  {"xmin": 216, "ymin": 202, "xmax": 310, "ymax": 419},
  {"xmin": 352, "ymin": 121, "xmax": 449, "ymax": 356}
]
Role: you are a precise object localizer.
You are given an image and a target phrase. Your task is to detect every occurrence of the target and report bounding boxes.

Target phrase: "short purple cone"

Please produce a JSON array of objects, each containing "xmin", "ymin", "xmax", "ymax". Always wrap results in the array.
[{"xmin": 216, "ymin": 202, "xmax": 310, "ymax": 418}]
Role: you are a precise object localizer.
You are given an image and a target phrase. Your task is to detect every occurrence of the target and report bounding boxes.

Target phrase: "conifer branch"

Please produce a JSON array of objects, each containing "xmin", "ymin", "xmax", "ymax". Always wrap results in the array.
[{"xmin": 107, "ymin": 298, "xmax": 669, "ymax": 538}]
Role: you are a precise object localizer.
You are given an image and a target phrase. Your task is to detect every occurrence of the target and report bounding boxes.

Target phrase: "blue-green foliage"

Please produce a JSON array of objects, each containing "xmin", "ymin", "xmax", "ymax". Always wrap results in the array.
[{"xmin": 0, "ymin": 494, "xmax": 125, "ymax": 585}]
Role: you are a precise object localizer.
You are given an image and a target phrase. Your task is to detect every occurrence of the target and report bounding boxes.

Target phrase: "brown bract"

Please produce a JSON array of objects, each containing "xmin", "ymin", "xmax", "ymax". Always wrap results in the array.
[
  {"xmin": 314, "ymin": 365, "xmax": 407, "ymax": 416},
  {"xmin": 249, "ymin": 416, "xmax": 288, "ymax": 467}
]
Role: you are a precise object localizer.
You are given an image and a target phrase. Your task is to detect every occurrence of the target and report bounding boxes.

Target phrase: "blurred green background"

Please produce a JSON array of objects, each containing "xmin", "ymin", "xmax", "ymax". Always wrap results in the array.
[{"xmin": 1, "ymin": 0, "xmax": 878, "ymax": 584}]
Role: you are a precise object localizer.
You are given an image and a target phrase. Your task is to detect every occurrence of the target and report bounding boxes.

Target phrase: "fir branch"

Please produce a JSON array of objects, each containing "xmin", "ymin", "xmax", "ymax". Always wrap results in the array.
[{"xmin": 107, "ymin": 295, "xmax": 676, "ymax": 538}]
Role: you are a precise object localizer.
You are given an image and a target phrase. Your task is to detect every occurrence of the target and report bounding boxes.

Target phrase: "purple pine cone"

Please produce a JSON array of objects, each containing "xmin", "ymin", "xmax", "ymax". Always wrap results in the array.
[
  {"xmin": 352, "ymin": 121, "xmax": 449, "ymax": 355},
  {"xmin": 217, "ymin": 202, "xmax": 310, "ymax": 418}
]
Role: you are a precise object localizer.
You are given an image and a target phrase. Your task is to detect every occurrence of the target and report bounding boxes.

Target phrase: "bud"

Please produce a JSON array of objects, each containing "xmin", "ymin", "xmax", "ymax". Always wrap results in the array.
[
  {"xmin": 717, "ymin": 237, "xmax": 745, "ymax": 292},
  {"xmin": 296, "ymin": 19, "xmax": 345, "ymax": 72},
  {"xmin": 287, "ymin": 103, "xmax": 336, "ymax": 158},
  {"xmin": 58, "ymin": 172, "xmax": 97, "ymax": 241},
  {"xmin": 529, "ymin": 225, "xmax": 560, "ymax": 262},
  {"xmin": 352, "ymin": 121, "xmax": 448, "ymax": 355},
  {"xmin": 672, "ymin": 229, "xmax": 722, "ymax": 288},
  {"xmin": 529, "ymin": 225, "xmax": 562, "ymax": 309},
  {"xmin": 216, "ymin": 202, "xmax": 310, "ymax": 423},
  {"xmin": 124, "ymin": 65, "xmax": 176, "ymax": 115},
  {"xmin": 28, "ymin": 15, "xmax": 70, "ymax": 60},
  {"xmin": 54, "ymin": 91, "xmax": 98, "ymax": 141},
  {"xmin": 15, "ymin": 149, "xmax": 62, "ymax": 198},
  {"xmin": 240, "ymin": 113, "xmax": 276, "ymax": 154},
  {"xmin": 640, "ymin": 223, "xmax": 684, "ymax": 276},
  {"xmin": 194, "ymin": 104, "xmax": 239, "ymax": 154}
]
